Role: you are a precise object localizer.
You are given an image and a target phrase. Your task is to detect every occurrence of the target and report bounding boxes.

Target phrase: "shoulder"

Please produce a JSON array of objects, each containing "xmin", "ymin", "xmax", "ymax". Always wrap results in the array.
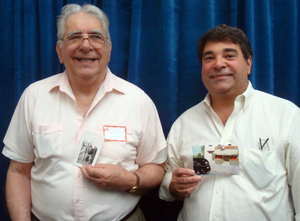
[
  {"xmin": 111, "ymin": 74, "xmax": 155, "ymax": 104},
  {"xmin": 27, "ymin": 74, "xmax": 62, "ymax": 92},
  {"xmin": 180, "ymin": 102, "xmax": 204, "ymax": 119},
  {"xmin": 172, "ymin": 102, "xmax": 204, "ymax": 128},
  {"xmin": 255, "ymin": 90, "xmax": 299, "ymax": 110},
  {"xmin": 253, "ymin": 90, "xmax": 300, "ymax": 124},
  {"xmin": 18, "ymin": 74, "xmax": 62, "ymax": 102},
  {"xmin": 113, "ymin": 74, "xmax": 146, "ymax": 94}
]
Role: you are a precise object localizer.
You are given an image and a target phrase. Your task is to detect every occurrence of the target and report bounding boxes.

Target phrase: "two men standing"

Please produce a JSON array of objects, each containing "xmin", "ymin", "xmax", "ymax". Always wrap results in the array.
[{"xmin": 2, "ymin": 3, "xmax": 300, "ymax": 221}]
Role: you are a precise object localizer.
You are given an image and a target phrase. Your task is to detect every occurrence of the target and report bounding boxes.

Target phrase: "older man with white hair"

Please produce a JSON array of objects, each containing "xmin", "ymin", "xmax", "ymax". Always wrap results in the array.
[{"xmin": 3, "ymin": 4, "xmax": 166, "ymax": 221}]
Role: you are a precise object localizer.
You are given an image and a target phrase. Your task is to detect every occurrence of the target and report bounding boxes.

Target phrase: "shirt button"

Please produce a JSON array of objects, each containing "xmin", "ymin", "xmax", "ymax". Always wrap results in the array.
[
  {"xmin": 215, "ymin": 190, "xmax": 219, "ymax": 194},
  {"xmin": 75, "ymin": 199, "xmax": 79, "ymax": 203},
  {"xmin": 77, "ymin": 174, "xmax": 81, "ymax": 178},
  {"xmin": 212, "ymin": 216, "xmax": 216, "ymax": 220}
]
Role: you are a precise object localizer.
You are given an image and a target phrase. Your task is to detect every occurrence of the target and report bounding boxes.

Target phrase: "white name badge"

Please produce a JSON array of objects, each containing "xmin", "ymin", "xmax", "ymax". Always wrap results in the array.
[{"xmin": 103, "ymin": 125, "xmax": 127, "ymax": 142}]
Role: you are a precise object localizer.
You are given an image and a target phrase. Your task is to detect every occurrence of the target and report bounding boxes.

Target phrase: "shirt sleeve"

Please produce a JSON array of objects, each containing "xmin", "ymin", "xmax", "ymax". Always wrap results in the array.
[
  {"xmin": 159, "ymin": 120, "xmax": 183, "ymax": 202},
  {"xmin": 2, "ymin": 86, "xmax": 35, "ymax": 162},
  {"xmin": 285, "ymin": 108, "xmax": 300, "ymax": 219},
  {"xmin": 135, "ymin": 92, "xmax": 167, "ymax": 166}
]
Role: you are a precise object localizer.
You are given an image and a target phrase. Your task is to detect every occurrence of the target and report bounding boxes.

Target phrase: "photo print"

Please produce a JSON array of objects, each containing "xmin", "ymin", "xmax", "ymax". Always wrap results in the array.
[
  {"xmin": 74, "ymin": 130, "xmax": 104, "ymax": 167},
  {"xmin": 193, "ymin": 145, "xmax": 211, "ymax": 175}
]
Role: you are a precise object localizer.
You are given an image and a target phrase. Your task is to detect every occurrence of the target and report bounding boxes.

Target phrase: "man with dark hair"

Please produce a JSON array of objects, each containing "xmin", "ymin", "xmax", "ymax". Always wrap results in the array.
[
  {"xmin": 197, "ymin": 24, "xmax": 253, "ymax": 62},
  {"xmin": 159, "ymin": 24, "xmax": 300, "ymax": 221},
  {"xmin": 3, "ymin": 4, "xmax": 166, "ymax": 221}
]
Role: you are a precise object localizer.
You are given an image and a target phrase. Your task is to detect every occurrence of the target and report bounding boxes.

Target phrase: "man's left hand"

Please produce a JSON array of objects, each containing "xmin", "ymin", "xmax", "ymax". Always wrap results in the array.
[{"xmin": 81, "ymin": 164, "xmax": 135, "ymax": 191}]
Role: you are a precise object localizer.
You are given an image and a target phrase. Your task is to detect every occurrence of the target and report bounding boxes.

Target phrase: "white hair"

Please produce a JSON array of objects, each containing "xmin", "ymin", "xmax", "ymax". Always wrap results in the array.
[{"xmin": 57, "ymin": 4, "xmax": 111, "ymax": 48}]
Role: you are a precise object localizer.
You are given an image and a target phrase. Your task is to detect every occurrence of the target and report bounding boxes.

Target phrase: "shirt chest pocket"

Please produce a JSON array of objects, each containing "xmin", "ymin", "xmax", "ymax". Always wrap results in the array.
[
  {"xmin": 97, "ymin": 124, "xmax": 135, "ymax": 163},
  {"xmin": 239, "ymin": 149, "xmax": 277, "ymax": 190},
  {"xmin": 32, "ymin": 124, "xmax": 63, "ymax": 159}
]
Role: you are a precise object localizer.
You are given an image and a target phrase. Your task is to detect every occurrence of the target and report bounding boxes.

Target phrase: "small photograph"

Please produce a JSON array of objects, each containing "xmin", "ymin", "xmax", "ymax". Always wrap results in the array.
[
  {"xmin": 73, "ymin": 130, "xmax": 104, "ymax": 168},
  {"xmin": 193, "ymin": 145, "xmax": 205, "ymax": 158},
  {"xmin": 204, "ymin": 144, "xmax": 240, "ymax": 175},
  {"xmin": 76, "ymin": 141, "xmax": 98, "ymax": 165},
  {"xmin": 193, "ymin": 145, "xmax": 211, "ymax": 175},
  {"xmin": 208, "ymin": 145, "xmax": 239, "ymax": 165}
]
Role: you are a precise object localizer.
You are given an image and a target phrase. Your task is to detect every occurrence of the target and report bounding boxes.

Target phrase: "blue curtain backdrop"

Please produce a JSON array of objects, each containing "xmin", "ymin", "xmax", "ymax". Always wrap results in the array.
[{"xmin": 0, "ymin": 0, "xmax": 299, "ymax": 220}]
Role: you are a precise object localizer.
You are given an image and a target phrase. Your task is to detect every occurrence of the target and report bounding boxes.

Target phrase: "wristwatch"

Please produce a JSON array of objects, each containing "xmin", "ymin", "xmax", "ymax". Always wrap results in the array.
[{"xmin": 128, "ymin": 171, "xmax": 140, "ymax": 193}]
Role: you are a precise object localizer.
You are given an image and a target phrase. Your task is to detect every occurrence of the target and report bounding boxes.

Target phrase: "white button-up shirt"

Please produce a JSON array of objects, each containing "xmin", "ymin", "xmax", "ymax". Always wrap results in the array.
[
  {"xmin": 3, "ymin": 68, "xmax": 167, "ymax": 221},
  {"xmin": 159, "ymin": 82, "xmax": 300, "ymax": 221}
]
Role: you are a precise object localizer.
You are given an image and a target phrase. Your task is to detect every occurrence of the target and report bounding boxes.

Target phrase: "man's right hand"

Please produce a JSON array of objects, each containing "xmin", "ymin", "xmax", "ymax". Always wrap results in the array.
[{"xmin": 169, "ymin": 168, "xmax": 202, "ymax": 200}]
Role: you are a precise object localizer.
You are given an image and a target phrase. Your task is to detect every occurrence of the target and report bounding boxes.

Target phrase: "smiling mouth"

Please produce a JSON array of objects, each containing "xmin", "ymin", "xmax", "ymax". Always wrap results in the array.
[
  {"xmin": 76, "ymin": 58, "xmax": 96, "ymax": 62},
  {"xmin": 210, "ymin": 74, "xmax": 232, "ymax": 79}
]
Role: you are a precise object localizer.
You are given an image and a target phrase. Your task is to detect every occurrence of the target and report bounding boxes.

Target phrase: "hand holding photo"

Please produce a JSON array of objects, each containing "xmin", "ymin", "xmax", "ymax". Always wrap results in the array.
[{"xmin": 73, "ymin": 130, "xmax": 104, "ymax": 167}]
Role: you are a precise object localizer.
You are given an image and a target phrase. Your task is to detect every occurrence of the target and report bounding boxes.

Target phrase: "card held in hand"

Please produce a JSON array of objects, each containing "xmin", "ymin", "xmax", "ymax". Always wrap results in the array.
[{"xmin": 73, "ymin": 130, "xmax": 104, "ymax": 168}]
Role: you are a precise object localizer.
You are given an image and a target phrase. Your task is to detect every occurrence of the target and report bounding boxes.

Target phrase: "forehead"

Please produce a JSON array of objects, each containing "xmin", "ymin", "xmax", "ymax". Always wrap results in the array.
[
  {"xmin": 203, "ymin": 41, "xmax": 242, "ymax": 54},
  {"xmin": 65, "ymin": 12, "xmax": 103, "ymax": 34}
]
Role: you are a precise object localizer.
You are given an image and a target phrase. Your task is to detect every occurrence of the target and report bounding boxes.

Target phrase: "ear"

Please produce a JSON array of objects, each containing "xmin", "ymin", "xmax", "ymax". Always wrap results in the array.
[
  {"xmin": 108, "ymin": 42, "xmax": 112, "ymax": 62},
  {"xmin": 246, "ymin": 55, "xmax": 252, "ymax": 76},
  {"xmin": 56, "ymin": 43, "xmax": 64, "ymax": 64}
]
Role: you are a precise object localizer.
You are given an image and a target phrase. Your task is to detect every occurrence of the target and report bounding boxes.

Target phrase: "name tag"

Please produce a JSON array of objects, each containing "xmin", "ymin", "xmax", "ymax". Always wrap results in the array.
[{"xmin": 103, "ymin": 125, "xmax": 127, "ymax": 142}]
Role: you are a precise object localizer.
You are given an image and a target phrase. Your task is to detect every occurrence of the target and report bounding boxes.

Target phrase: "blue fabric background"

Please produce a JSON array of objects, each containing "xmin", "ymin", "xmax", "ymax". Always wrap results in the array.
[{"xmin": 0, "ymin": 0, "xmax": 299, "ymax": 220}]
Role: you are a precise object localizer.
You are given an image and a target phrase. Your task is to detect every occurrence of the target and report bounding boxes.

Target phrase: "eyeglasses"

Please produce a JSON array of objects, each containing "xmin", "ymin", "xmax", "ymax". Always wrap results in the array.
[{"xmin": 61, "ymin": 33, "xmax": 108, "ymax": 49}]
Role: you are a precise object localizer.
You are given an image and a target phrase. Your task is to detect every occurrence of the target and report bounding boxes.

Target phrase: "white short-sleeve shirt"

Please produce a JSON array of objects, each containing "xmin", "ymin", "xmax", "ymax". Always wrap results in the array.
[{"xmin": 3, "ymin": 68, "xmax": 167, "ymax": 221}]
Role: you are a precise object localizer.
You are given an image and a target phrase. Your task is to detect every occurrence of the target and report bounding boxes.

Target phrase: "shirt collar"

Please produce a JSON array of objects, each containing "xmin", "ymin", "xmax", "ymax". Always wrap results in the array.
[
  {"xmin": 102, "ymin": 68, "xmax": 125, "ymax": 94},
  {"xmin": 50, "ymin": 71, "xmax": 73, "ymax": 97},
  {"xmin": 203, "ymin": 81, "xmax": 255, "ymax": 111},
  {"xmin": 238, "ymin": 81, "xmax": 255, "ymax": 110},
  {"xmin": 49, "ymin": 68, "xmax": 126, "ymax": 95}
]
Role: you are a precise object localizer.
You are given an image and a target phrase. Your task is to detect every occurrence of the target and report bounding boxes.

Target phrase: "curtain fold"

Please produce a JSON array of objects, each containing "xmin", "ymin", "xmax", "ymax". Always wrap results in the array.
[
  {"xmin": 102, "ymin": 0, "xmax": 132, "ymax": 80},
  {"xmin": 0, "ymin": 0, "xmax": 299, "ymax": 220},
  {"xmin": 274, "ymin": 0, "xmax": 300, "ymax": 102},
  {"xmin": 1, "ymin": 0, "xmax": 299, "ymax": 135}
]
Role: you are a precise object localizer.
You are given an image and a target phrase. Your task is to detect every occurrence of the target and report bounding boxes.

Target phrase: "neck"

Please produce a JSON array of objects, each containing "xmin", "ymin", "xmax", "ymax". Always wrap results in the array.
[
  {"xmin": 209, "ymin": 83, "xmax": 248, "ymax": 125},
  {"xmin": 210, "ymin": 95, "xmax": 235, "ymax": 125},
  {"xmin": 68, "ymin": 72, "xmax": 106, "ymax": 117},
  {"xmin": 69, "ymin": 70, "xmax": 106, "ymax": 94}
]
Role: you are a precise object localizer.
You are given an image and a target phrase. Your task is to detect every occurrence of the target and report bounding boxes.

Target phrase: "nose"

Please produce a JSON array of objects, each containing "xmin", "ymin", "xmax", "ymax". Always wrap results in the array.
[
  {"xmin": 79, "ymin": 37, "xmax": 92, "ymax": 51},
  {"xmin": 213, "ymin": 56, "xmax": 227, "ymax": 69}
]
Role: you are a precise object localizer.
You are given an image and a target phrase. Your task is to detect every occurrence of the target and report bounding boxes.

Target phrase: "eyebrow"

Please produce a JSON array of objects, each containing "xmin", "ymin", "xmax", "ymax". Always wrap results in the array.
[
  {"xmin": 203, "ymin": 51, "xmax": 214, "ymax": 57},
  {"xmin": 88, "ymin": 30, "xmax": 105, "ymax": 35},
  {"xmin": 223, "ymin": 48, "xmax": 238, "ymax": 54},
  {"xmin": 202, "ymin": 48, "xmax": 238, "ymax": 57},
  {"xmin": 66, "ymin": 30, "xmax": 104, "ymax": 38},
  {"xmin": 66, "ymin": 31, "xmax": 81, "ymax": 38}
]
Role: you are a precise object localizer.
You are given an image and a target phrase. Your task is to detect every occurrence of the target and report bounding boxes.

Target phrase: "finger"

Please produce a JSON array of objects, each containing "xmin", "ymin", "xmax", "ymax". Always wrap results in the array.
[
  {"xmin": 85, "ymin": 164, "xmax": 101, "ymax": 178},
  {"xmin": 81, "ymin": 164, "xmax": 89, "ymax": 178},
  {"xmin": 173, "ymin": 176, "xmax": 200, "ymax": 188},
  {"xmin": 173, "ymin": 168, "xmax": 196, "ymax": 177},
  {"xmin": 93, "ymin": 164, "xmax": 106, "ymax": 169},
  {"xmin": 176, "ymin": 185, "xmax": 198, "ymax": 197},
  {"xmin": 176, "ymin": 178, "xmax": 201, "ymax": 190},
  {"xmin": 81, "ymin": 165, "xmax": 94, "ymax": 180},
  {"xmin": 81, "ymin": 165, "xmax": 96, "ymax": 185},
  {"xmin": 173, "ymin": 173, "xmax": 202, "ymax": 185},
  {"xmin": 170, "ymin": 179, "xmax": 199, "ymax": 200}
]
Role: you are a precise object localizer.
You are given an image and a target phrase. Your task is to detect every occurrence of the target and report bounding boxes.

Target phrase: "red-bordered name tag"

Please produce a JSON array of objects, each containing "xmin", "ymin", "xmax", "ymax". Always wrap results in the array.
[{"xmin": 103, "ymin": 125, "xmax": 127, "ymax": 142}]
